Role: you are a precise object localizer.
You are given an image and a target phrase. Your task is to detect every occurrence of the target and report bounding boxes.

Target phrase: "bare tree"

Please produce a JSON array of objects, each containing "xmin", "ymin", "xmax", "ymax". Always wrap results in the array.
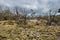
[
  {"xmin": 47, "ymin": 9, "xmax": 58, "ymax": 26},
  {"xmin": 14, "ymin": 6, "xmax": 21, "ymax": 24},
  {"xmin": 31, "ymin": 9, "xmax": 35, "ymax": 19},
  {"xmin": 23, "ymin": 8, "xmax": 28, "ymax": 24},
  {"xmin": 2, "ymin": 8, "xmax": 12, "ymax": 20}
]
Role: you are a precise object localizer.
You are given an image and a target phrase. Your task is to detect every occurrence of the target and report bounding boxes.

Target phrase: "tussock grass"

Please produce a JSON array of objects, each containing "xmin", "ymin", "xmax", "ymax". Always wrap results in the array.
[{"xmin": 0, "ymin": 20, "xmax": 60, "ymax": 40}]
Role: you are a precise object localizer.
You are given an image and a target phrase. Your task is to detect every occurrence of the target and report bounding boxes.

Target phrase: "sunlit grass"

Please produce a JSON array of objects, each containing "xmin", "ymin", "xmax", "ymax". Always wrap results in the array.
[{"xmin": 0, "ymin": 20, "xmax": 60, "ymax": 40}]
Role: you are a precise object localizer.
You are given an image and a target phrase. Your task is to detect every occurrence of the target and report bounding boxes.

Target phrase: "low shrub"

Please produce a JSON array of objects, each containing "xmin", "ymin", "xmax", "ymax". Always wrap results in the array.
[
  {"xmin": 18, "ymin": 24, "xmax": 33, "ymax": 28},
  {"xmin": 7, "ymin": 20, "xmax": 14, "ymax": 25}
]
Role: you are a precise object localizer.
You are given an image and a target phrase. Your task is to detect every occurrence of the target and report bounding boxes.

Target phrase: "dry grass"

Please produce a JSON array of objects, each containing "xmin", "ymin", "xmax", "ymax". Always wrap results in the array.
[{"xmin": 0, "ymin": 20, "xmax": 60, "ymax": 40}]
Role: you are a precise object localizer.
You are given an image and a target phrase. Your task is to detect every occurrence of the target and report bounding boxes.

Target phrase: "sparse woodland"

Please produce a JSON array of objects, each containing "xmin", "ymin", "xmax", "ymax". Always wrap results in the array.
[{"xmin": 0, "ymin": 7, "xmax": 60, "ymax": 40}]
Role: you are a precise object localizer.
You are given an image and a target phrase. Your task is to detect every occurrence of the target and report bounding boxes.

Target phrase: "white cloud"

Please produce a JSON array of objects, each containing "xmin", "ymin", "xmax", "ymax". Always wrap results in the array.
[
  {"xmin": 0, "ymin": 0, "xmax": 60, "ymax": 14},
  {"xmin": 19, "ymin": 0, "xmax": 39, "ymax": 9},
  {"xmin": 56, "ymin": 13, "xmax": 60, "ymax": 15},
  {"xmin": 0, "ymin": 0, "xmax": 13, "ymax": 7}
]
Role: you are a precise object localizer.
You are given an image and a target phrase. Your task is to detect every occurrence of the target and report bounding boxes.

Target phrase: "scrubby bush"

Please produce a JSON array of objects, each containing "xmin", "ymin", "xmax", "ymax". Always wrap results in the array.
[
  {"xmin": 7, "ymin": 20, "xmax": 14, "ymax": 25},
  {"xmin": 18, "ymin": 24, "xmax": 34, "ymax": 28}
]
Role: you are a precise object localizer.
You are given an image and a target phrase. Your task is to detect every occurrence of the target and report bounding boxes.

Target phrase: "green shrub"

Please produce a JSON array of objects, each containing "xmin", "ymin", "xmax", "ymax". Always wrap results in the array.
[
  {"xmin": 18, "ymin": 24, "xmax": 33, "ymax": 28},
  {"xmin": 3, "ymin": 22, "xmax": 7, "ymax": 25},
  {"xmin": 0, "ymin": 23, "xmax": 1, "ymax": 24},
  {"xmin": 7, "ymin": 20, "xmax": 14, "ymax": 25}
]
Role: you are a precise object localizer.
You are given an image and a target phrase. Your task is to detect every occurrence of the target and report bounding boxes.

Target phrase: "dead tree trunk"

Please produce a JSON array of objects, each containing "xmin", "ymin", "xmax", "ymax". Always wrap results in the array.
[
  {"xmin": 15, "ymin": 7, "xmax": 20, "ymax": 24},
  {"xmin": 48, "ymin": 10, "xmax": 52, "ymax": 26}
]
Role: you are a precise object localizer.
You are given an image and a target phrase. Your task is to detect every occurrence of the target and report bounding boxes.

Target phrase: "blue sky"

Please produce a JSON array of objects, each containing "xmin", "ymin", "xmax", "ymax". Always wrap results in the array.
[{"xmin": 0, "ymin": 0, "xmax": 60, "ymax": 15}]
